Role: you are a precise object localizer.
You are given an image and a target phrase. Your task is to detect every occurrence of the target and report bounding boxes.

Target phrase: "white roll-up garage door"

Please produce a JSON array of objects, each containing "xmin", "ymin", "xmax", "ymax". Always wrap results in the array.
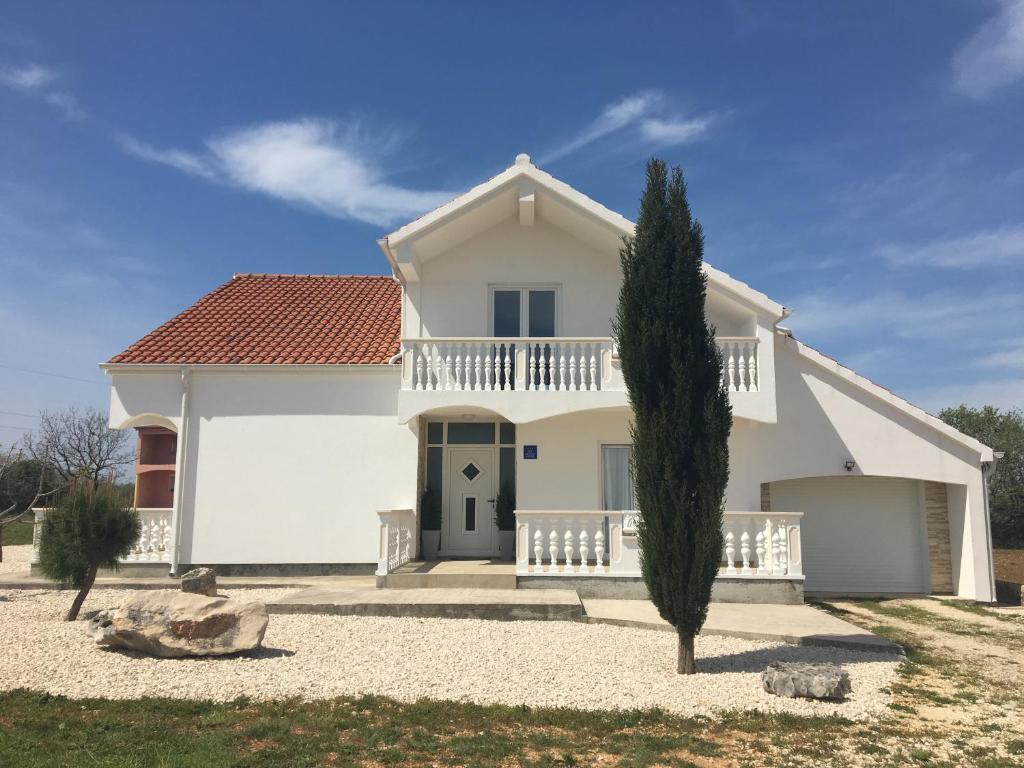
[{"xmin": 770, "ymin": 476, "xmax": 928, "ymax": 594}]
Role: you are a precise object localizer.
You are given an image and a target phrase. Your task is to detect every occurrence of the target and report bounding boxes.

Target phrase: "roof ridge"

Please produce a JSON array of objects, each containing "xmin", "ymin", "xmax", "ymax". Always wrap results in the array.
[{"xmin": 231, "ymin": 273, "xmax": 395, "ymax": 280}]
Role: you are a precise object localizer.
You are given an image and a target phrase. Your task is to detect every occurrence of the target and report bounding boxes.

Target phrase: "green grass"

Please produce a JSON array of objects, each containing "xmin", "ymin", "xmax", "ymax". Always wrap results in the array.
[
  {"xmin": 942, "ymin": 599, "xmax": 1024, "ymax": 626},
  {"xmin": 1, "ymin": 520, "xmax": 34, "ymax": 547},
  {"xmin": 0, "ymin": 689, "xmax": 872, "ymax": 768}
]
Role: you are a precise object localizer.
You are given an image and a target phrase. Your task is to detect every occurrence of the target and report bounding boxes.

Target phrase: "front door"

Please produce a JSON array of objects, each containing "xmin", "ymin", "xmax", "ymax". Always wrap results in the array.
[{"xmin": 444, "ymin": 447, "xmax": 497, "ymax": 556}]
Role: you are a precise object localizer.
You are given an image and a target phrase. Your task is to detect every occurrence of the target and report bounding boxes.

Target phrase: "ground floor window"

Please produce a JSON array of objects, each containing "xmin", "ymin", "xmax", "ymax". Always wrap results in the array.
[{"xmin": 602, "ymin": 445, "xmax": 635, "ymax": 511}]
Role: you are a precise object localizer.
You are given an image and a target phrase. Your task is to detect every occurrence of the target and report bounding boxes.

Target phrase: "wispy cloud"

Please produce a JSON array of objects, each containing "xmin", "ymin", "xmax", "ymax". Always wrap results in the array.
[
  {"xmin": 118, "ymin": 136, "xmax": 217, "ymax": 180},
  {"xmin": 787, "ymin": 288, "xmax": 1024, "ymax": 341},
  {"xmin": 975, "ymin": 343, "xmax": 1024, "ymax": 370},
  {"xmin": 876, "ymin": 224, "xmax": 1024, "ymax": 269},
  {"xmin": 952, "ymin": 0, "xmax": 1024, "ymax": 99},
  {"xmin": 540, "ymin": 91, "xmax": 716, "ymax": 164},
  {"xmin": 0, "ymin": 62, "xmax": 84, "ymax": 119},
  {"xmin": 0, "ymin": 62, "xmax": 57, "ymax": 90},
  {"xmin": 120, "ymin": 118, "xmax": 453, "ymax": 227},
  {"xmin": 909, "ymin": 378, "xmax": 1024, "ymax": 414}
]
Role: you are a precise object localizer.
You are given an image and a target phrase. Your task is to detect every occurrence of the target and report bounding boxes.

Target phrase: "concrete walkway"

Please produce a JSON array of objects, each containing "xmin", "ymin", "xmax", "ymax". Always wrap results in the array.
[
  {"xmin": 265, "ymin": 586, "xmax": 900, "ymax": 653},
  {"xmin": 0, "ymin": 572, "xmax": 376, "ymax": 591},
  {"xmin": 584, "ymin": 599, "xmax": 901, "ymax": 653},
  {"xmin": 271, "ymin": 586, "xmax": 582, "ymax": 621}
]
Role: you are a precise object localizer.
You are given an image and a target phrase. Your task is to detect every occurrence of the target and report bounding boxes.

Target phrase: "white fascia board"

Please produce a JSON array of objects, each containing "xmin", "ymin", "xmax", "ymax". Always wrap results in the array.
[
  {"xmin": 382, "ymin": 159, "xmax": 786, "ymax": 319},
  {"xmin": 786, "ymin": 334, "xmax": 994, "ymax": 461},
  {"xmin": 100, "ymin": 363, "xmax": 400, "ymax": 376}
]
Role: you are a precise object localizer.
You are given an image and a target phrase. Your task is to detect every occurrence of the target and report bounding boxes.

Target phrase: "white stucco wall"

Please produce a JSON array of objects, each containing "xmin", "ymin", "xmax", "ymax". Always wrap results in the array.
[
  {"xmin": 509, "ymin": 333, "xmax": 993, "ymax": 600},
  {"xmin": 407, "ymin": 216, "xmax": 756, "ymax": 340},
  {"xmin": 109, "ymin": 368, "xmax": 418, "ymax": 566}
]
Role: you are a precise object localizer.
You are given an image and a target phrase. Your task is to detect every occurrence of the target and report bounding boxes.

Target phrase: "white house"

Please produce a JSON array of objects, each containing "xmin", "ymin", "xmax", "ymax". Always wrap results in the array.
[{"xmin": 75, "ymin": 154, "xmax": 996, "ymax": 602}]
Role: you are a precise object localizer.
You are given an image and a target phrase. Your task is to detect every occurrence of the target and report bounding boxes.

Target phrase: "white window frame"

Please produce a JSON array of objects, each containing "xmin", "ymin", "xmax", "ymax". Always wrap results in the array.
[
  {"xmin": 600, "ymin": 443, "xmax": 637, "ymax": 513},
  {"xmin": 488, "ymin": 284, "xmax": 561, "ymax": 338}
]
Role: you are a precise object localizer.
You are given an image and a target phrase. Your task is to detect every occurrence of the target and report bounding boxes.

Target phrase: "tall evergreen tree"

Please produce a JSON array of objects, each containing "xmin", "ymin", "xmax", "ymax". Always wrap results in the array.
[{"xmin": 615, "ymin": 159, "xmax": 732, "ymax": 674}]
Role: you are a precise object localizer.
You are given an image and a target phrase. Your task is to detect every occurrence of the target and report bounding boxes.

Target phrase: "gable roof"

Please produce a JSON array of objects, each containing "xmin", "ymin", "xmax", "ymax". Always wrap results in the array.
[
  {"xmin": 379, "ymin": 154, "xmax": 786, "ymax": 319},
  {"xmin": 107, "ymin": 274, "xmax": 401, "ymax": 365}
]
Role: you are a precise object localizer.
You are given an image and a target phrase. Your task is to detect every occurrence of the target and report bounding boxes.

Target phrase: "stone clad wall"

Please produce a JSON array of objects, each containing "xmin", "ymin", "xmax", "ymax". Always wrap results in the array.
[{"xmin": 924, "ymin": 481, "xmax": 954, "ymax": 594}]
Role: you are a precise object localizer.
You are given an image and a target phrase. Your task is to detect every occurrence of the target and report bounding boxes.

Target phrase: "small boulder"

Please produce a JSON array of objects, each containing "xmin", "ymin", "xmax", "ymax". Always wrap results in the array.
[
  {"xmin": 761, "ymin": 661, "xmax": 851, "ymax": 701},
  {"xmin": 88, "ymin": 590, "xmax": 268, "ymax": 657},
  {"xmin": 180, "ymin": 567, "xmax": 218, "ymax": 596}
]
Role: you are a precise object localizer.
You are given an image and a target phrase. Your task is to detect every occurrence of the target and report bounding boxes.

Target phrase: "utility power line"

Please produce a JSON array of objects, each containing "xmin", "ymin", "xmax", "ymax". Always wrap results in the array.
[{"xmin": 0, "ymin": 364, "xmax": 106, "ymax": 385}]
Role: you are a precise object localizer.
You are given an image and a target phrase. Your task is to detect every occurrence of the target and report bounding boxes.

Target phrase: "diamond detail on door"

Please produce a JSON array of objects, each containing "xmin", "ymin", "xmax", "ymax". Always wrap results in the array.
[{"xmin": 461, "ymin": 462, "xmax": 481, "ymax": 482}]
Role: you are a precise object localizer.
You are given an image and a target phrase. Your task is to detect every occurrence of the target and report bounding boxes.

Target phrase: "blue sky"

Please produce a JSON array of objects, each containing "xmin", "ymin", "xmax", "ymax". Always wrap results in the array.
[{"xmin": 1, "ymin": 1, "xmax": 1023, "ymax": 443}]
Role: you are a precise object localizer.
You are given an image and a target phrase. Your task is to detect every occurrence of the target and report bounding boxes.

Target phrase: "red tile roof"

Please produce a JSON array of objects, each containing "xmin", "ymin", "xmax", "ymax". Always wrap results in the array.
[{"xmin": 109, "ymin": 274, "xmax": 401, "ymax": 365}]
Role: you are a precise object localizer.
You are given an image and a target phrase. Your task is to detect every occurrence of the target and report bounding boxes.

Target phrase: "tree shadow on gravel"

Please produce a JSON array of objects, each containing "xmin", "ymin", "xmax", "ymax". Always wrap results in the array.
[{"xmin": 696, "ymin": 642, "xmax": 899, "ymax": 674}]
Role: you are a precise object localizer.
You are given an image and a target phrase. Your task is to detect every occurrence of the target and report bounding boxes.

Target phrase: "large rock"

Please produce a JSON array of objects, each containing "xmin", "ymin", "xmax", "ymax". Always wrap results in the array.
[
  {"xmin": 87, "ymin": 590, "xmax": 268, "ymax": 657},
  {"xmin": 180, "ymin": 567, "xmax": 218, "ymax": 596},
  {"xmin": 761, "ymin": 662, "xmax": 851, "ymax": 701}
]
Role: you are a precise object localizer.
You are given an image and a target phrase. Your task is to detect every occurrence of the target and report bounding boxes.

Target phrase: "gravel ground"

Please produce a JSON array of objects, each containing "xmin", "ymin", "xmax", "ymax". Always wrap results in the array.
[
  {"xmin": 0, "ymin": 586, "xmax": 900, "ymax": 719},
  {"xmin": 0, "ymin": 544, "xmax": 31, "ymax": 575}
]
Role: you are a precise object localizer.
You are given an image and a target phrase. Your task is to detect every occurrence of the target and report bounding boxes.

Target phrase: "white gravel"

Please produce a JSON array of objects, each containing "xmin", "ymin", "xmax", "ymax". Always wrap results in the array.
[
  {"xmin": 0, "ymin": 586, "xmax": 900, "ymax": 719},
  {"xmin": 0, "ymin": 544, "xmax": 32, "ymax": 575}
]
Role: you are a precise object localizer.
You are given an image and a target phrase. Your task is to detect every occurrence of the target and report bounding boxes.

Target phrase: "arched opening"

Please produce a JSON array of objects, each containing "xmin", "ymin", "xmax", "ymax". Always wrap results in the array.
[{"xmin": 116, "ymin": 415, "xmax": 179, "ymax": 510}]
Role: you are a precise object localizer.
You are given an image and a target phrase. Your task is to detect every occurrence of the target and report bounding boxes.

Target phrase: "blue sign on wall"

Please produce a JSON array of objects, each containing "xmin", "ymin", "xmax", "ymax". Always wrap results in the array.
[{"xmin": 523, "ymin": 445, "xmax": 538, "ymax": 460}]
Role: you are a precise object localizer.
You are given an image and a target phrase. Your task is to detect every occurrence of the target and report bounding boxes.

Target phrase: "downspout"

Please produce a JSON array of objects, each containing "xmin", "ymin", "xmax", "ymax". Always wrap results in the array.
[
  {"xmin": 169, "ymin": 366, "xmax": 191, "ymax": 576},
  {"xmin": 979, "ymin": 452, "xmax": 1002, "ymax": 604}
]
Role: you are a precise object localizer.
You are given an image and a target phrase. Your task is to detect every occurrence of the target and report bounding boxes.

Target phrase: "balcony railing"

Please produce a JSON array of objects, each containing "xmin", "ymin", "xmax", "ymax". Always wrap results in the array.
[
  {"xmin": 514, "ymin": 510, "xmax": 802, "ymax": 578},
  {"xmin": 401, "ymin": 336, "xmax": 759, "ymax": 394},
  {"xmin": 31, "ymin": 507, "xmax": 173, "ymax": 564},
  {"xmin": 402, "ymin": 337, "xmax": 614, "ymax": 392}
]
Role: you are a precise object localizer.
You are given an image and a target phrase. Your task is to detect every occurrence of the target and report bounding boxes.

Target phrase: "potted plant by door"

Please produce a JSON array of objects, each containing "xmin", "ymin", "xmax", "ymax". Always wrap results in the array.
[
  {"xmin": 494, "ymin": 481, "xmax": 516, "ymax": 560},
  {"xmin": 420, "ymin": 486, "xmax": 441, "ymax": 559}
]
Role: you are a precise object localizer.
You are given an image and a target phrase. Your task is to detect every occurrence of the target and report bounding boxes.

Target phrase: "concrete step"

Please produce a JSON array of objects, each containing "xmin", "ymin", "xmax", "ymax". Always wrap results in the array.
[
  {"xmin": 382, "ymin": 561, "xmax": 517, "ymax": 590},
  {"xmin": 269, "ymin": 587, "xmax": 583, "ymax": 622}
]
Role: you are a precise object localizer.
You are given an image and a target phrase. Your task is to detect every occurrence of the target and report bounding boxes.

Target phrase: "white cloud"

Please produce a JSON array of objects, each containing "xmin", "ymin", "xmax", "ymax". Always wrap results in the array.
[
  {"xmin": 540, "ymin": 91, "xmax": 716, "ymax": 164},
  {"xmin": 639, "ymin": 115, "xmax": 714, "ymax": 145},
  {"xmin": 0, "ymin": 63, "xmax": 57, "ymax": 90},
  {"xmin": 909, "ymin": 378, "xmax": 1024, "ymax": 414},
  {"xmin": 876, "ymin": 224, "xmax": 1024, "ymax": 269},
  {"xmin": 0, "ymin": 62, "xmax": 84, "ymax": 119},
  {"xmin": 118, "ymin": 136, "xmax": 217, "ymax": 179},
  {"xmin": 120, "ymin": 118, "xmax": 454, "ymax": 226},
  {"xmin": 952, "ymin": 0, "xmax": 1024, "ymax": 99},
  {"xmin": 787, "ymin": 288, "xmax": 1024, "ymax": 341},
  {"xmin": 976, "ymin": 343, "xmax": 1024, "ymax": 370}
]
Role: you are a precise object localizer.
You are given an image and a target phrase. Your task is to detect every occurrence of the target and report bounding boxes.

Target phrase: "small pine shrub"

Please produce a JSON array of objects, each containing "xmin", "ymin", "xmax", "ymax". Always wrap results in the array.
[
  {"xmin": 420, "ymin": 485, "xmax": 442, "ymax": 531},
  {"xmin": 494, "ymin": 481, "xmax": 516, "ymax": 531},
  {"xmin": 38, "ymin": 482, "xmax": 140, "ymax": 620}
]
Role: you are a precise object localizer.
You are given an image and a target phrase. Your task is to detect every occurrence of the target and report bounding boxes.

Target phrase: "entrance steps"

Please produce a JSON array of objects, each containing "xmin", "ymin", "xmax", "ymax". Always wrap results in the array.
[
  {"xmin": 270, "ymin": 587, "xmax": 582, "ymax": 622},
  {"xmin": 380, "ymin": 560, "xmax": 517, "ymax": 590}
]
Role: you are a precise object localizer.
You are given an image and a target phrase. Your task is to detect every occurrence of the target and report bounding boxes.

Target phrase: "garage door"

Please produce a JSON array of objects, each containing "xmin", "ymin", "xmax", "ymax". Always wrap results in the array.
[{"xmin": 770, "ymin": 476, "xmax": 928, "ymax": 594}]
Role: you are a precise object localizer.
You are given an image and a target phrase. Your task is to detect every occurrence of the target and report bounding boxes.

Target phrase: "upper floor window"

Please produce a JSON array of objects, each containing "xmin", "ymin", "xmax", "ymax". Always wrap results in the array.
[{"xmin": 491, "ymin": 287, "xmax": 558, "ymax": 338}]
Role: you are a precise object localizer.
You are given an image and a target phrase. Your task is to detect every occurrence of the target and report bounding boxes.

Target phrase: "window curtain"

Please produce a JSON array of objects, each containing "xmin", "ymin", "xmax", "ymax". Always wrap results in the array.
[{"xmin": 602, "ymin": 446, "xmax": 635, "ymax": 511}]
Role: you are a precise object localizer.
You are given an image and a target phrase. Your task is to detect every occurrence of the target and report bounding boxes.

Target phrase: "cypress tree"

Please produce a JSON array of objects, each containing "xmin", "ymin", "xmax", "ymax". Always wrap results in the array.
[{"xmin": 615, "ymin": 159, "xmax": 731, "ymax": 674}]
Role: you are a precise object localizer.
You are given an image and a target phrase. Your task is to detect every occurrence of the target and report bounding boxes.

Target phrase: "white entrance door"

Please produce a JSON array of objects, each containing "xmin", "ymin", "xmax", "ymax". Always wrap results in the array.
[{"xmin": 444, "ymin": 447, "xmax": 497, "ymax": 556}]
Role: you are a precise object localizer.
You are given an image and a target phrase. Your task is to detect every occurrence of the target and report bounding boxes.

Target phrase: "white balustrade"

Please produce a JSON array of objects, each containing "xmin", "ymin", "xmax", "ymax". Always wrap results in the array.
[
  {"xmin": 376, "ymin": 508, "xmax": 416, "ymax": 577},
  {"xmin": 403, "ymin": 338, "xmax": 614, "ymax": 392},
  {"xmin": 514, "ymin": 509, "xmax": 803, "ymax": 580},
  {"xmin": 402, "ymin": 336, "xmax": 759, "ymax": 395},
  {"xmin": 720, "ymin": 511, "xmax": 803, "ymax": 578},
  {"xmin": 31, "ymin": 507, "xmax": 174, "ymax": 564},
  {"xmin": 717, "ymin": 338, "xmax": 759, "ymax": 392},
  {"xmin": 515, "ymin": 511, "xmax": 625, "ymax": 575}
]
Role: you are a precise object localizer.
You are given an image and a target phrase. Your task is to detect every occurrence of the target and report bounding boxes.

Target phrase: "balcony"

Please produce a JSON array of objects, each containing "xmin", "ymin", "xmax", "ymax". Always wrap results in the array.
[{"xmin": 397, "ymin": 336, "xmax": 765, "ymax": 423}]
